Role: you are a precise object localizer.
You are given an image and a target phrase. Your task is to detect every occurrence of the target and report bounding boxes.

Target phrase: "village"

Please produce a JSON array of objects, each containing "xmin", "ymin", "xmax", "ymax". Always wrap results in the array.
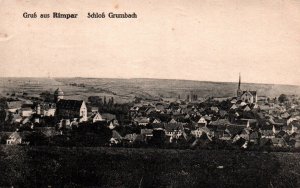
[{"xmin": 1, "ymin": 75, "xmax": 300, "ymax": 151}]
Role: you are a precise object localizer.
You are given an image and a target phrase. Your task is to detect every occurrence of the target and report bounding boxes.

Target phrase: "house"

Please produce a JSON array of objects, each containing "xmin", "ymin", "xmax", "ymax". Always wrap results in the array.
[
  {"xmin": 141, "ymin": 129, "xmax": 153, "ymax": 138},
  {"xmin": 232, "ymin": 135, "xmax": 248, "ymax": 148},
  {"xmin": 260, "ymin": 124, "xmax": 275, "ymax": 138},
  {"xmin": 152, "ymin": 118, "xmax": 161, "ymax": 124},
  {"xmin": 39, "ymin": 103, "xmax": 56, "ymax": 116},
  {"xmin": 230, "ymin": 104, "xmax": 238, "ymax": 110},
  {"xmin": 6, "ymin": 132, "xmax": 30, "ymax": 145},
  {"xmin": 236, "ymin": 73, "xmax": 257, "ymax": 104},
  {"xmin": 191, "ymin": 126, "xmax": 212, "ymax": 139},
  {"xmin": 89, "ymin": 112, "xmax": 103, "ymax": 123},
  {"xmin": 0, "ymin": 132, "xmax": 13, "ymax": 144},
  {"xmin": 108, "ymin": 122, "xmax": 116, "ymax": 130},
  {"xmin": 56, "ymin": 99, "xmax": 87, "ymax": 122},
  {"xmin": 191, "ymin": 128, "xmax": 203, "ymax": 138},
  {"xmin": 109, "ymin": 130, "xmax": 123, "ymax": 145},
  {"xmin": 197, "ymin": 117, "xmax": 207, "ymax": 127},
  {"xmin": 57, "ymin": 119, "xmax": 73, "ymax": 129},
  {"xmin": 123, "ymin": 133, "xmax": 138, "ymax": 143},
  {"xmin": 249, "ymin": 131, "xmax": 259, "ymax": 144},
  {"xmin": 239, "ymin": 128, "xmax": 250, "ymax": 141},
  {"xmin": 240, "ymin": 91, "xmax": 257, "ymax": 104},
  {"xmin": 219, "ymin": 110, "xmax": 228, "ymax": 118},
  {"xmin": 231, "ymin": 99, "xmax": 237, "ymax": 104},
  {"xmin": 6, "ymin": 132, "xmax": 22, "ymax": 145},
  {"xmin": 21, "ymin": 107, "xmax": 33, "ymax": 117},
  {"xmin": 219, "ymin": 128, "xmax": 232, "ymax": 140},
  {"xmin": 169, "ymin": 118, "xmax": 177, "ymax": 124},
  {"xmin": 6, "ymin": 101, "xmax": 23, "ymax": 113},
  {"xmin": 243, "ymin": 105, "xmax": 251, "ymax": 112},
  {"xmin": 210, "ymin": 119, "xmax": 231, "ymax": 127},
  {"xmin": 271, "ymin": 138, "xmax": 287, "ymax": 147},
  {"xmin": 287, "ymin": 117, "xmax": 300, "ymax": 125},
  {"xmin": 285, "ymin": 121, "xmax": 300, "ymax": 135},
  {"xmin": 164, "ymin": 123, "xmax": 184, "ymax": 138},
  {"xmin": 281, "ymin": 112, "xmax": 290, "ymax": 119},
  {"xmin": 155, "ymin": 103, "xmax": 166, "ymax": 112},
  {"xmin": 11, "ymin": 113, "xmax": 23, "ymax": 123},
  {"xmin": 134, "ymin": 117, "xmax": 150, "ymax": 126},
  {"xmin": 152, "ymin": 123, "xmax": 165, "ymax": 130},
  {"xmin": 145, "ymin": 107, "xmax": 156, "ymax": 115},
  {"xmin": 210, "ymin": 107, "xmax": 219, "ymax": 113}
]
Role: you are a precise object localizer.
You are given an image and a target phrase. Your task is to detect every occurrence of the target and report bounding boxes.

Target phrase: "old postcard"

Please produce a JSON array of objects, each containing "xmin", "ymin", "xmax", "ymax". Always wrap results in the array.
[{"xmin": 0, "ymin": 0, "xmax": 300, "ymax": 187}]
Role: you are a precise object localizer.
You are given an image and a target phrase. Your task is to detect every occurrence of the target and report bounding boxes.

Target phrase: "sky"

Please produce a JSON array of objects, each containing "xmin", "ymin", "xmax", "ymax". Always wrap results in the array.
[{"xmin": 0, "ymin": 0, "xmax": 300, "ymax": 85}]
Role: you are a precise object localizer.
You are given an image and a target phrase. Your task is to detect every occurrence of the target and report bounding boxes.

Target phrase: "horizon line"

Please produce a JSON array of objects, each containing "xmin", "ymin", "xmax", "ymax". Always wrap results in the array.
[{"xmin": 0, "ymin": 76, "xmax": 299, "ymax": 87}]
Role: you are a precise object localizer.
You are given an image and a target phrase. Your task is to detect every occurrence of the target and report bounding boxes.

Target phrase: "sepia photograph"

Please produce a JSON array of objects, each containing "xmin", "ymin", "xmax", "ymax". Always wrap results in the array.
[{"xmin": 0, "ymin": 0, "xmax": 300, "ymax": 187}]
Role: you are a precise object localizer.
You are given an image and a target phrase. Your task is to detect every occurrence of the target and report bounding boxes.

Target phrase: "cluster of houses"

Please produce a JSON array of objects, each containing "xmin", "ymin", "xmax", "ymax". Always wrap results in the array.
[{"xmin": 1, "ymin": 75, "xmax": 300, "ymax": 150}]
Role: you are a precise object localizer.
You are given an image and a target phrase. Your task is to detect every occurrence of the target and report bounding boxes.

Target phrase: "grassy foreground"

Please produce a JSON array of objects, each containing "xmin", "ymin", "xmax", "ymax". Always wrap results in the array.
[{"xmin": 0, "ymin": 146, "xmax": 300, "ymax": 187}]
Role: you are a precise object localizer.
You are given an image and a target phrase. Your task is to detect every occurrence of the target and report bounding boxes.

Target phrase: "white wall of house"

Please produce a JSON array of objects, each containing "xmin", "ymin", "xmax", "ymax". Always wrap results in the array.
[{"xmin": 80, "ymin": 101, "xmax": 87, "ymax": 122}]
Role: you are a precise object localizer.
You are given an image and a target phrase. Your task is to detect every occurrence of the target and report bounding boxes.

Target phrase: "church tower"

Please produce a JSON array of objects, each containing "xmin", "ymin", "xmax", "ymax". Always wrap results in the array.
[{"xmin": 237, "ymin": 73, "xmax": 242, "ymax": 98}]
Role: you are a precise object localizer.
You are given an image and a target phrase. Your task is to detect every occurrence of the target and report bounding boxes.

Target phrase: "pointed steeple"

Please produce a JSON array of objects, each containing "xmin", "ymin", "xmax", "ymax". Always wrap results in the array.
[
  {"xmin": 238, "ymin": 72, "xmax": 241, "ymax": 90},
  {"xmin": 237, "ymin": 73, "xmax": 242, "ymax": 98}
]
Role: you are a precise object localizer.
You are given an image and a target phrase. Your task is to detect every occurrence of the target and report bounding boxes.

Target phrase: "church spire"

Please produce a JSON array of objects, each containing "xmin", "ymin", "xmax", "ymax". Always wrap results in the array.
[
  {"xmin": 238, "ymin": 72, "xmax": 241, "ymax": 90},
  {"xmin": 237, "ymin": 73, "xmax": 242, "ymax": 98}
]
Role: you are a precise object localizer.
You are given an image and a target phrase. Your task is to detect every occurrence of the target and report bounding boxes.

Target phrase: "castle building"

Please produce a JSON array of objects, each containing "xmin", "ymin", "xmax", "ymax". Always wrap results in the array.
[
  {"xmin": 54, "ymin": 88, "xmax": 87, "ymax": 122},
  {"xmin": 237, "ymin": 74, "xmax": 257, "ymax": 104},
  {"xmin": 56, "ymin": 99, "xmax": 87, "ymax": 122}
]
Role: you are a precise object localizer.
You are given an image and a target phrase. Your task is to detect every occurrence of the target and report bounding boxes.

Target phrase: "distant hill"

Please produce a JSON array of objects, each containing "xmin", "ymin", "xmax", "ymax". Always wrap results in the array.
[{"xmin": 0, "ymin": 77, "xmax": 300, "ymax": 102}]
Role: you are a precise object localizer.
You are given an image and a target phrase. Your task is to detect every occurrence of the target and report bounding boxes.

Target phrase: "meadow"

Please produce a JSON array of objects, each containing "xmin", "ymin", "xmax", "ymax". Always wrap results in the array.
[{"xmin": 0, "ymin": 146, "xmax": 300, "ymax": 187}]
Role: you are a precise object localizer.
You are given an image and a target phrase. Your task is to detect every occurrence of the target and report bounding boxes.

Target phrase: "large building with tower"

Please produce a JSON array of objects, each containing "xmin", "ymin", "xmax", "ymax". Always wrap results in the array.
[{"xmin": 54, "ymin": 88, "xmax": 87, "ymax": 122}]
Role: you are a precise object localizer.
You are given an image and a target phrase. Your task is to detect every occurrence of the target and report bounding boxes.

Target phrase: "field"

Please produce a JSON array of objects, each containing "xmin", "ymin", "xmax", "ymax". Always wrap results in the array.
[
  {"xmin": 1, "ymin": 77, "xmax": 300, "ymax": 103},
  {"xmin": 0, "ymin": 146, "xmax": 300, "ymax": 187}
]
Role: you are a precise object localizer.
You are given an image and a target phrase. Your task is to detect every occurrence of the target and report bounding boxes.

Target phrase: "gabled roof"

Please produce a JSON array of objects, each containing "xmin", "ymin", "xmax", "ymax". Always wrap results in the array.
[
  {"xmin": 111, "ymin": 130, "xmax": 122, "ymax": 140},
  {"xmin": 243, "ymin": 106, "xmax": 251, "ymax": 112},
  {"xmin": 152, "ymin": 118, "xmax": 161, "ymax": 123},
  {"xmin": 9, "ymin": 132, "xmax": 22, "ymax": 139},
  {"xmin": 90, "ymin": 112, "xmax": 102, "ymax": 119},
  {"xmin": 169, "ymin": 119, "xmax": 177, "ymax": 124},
  {"xmin": 242, "ymin": 91, "xmax": 257, "ymax": 97},
  {"xmin": 271, "ymin": 137, "xmax": 287, "ymax": 146},
  {"xmin": 164, "ymin": 123, "xmax": 184, "ymax": 132},
  {"xmin": 197, "ymin": 117, "xmax": 207, "ymax": 124},
  {"xmin": 230, "ymin": 104, "xmax": 238, "ymax": 110},
  {"xmin": 134, "ymin": 117, "xmax": 150, "ymax": 124},
  {"xmin": 8, "ymin": 131, "xmax": 31, "ymax": 140},
  {"xmin": 6, "ymin": 101, "xmax": 23, "ymax": 109},
  {"xmin": 56, "ymin": 99, "xmax": 84, "ymax": 110}
]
